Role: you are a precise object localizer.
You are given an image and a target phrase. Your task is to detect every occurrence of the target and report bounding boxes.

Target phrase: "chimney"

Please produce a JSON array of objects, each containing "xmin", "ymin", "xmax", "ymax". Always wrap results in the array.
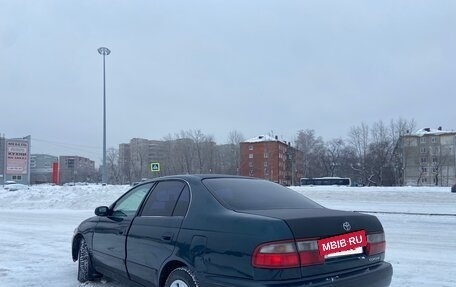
[
  {"xmin": 438, "ymin": 126, "xmax": 442, "ymax": 131},
  {"xmin": 424, "ymin": 128, "xmax": 431, "ymax": 132},
  {"xmin": 275, "ymin": 135, "xmax": 278, "ymax": 140}
]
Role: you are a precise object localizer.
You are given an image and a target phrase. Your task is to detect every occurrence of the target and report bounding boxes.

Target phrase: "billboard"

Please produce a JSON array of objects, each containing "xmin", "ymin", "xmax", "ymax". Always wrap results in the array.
[{"xmin": 6, "ymin": 140, "xmax": 29, "ymax": 175}]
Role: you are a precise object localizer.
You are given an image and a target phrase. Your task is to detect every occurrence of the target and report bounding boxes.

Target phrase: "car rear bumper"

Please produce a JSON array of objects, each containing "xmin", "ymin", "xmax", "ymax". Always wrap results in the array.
[{"xmin": 199, "ymin": 261, "xmax": 393, "ymax": 287}]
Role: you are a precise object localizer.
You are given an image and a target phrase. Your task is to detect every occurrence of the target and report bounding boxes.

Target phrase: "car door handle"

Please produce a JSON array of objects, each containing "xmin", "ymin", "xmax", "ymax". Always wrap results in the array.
[{"xmin": 161, "ymin": 232, "xmax": 174, "ymax": 241}]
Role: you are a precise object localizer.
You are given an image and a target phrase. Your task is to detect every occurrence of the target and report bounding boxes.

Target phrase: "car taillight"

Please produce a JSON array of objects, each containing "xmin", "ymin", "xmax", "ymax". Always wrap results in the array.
[
  {"xmin": 252, "ymin": 239, "xmax": 324, "ymax": 269},
  {"xmin": 252, "ymin": 241, "xmax": 300, "ymax": 268},
  {"xmin": 365, "ymin": 233, "xmax": 386, "ymax": 255},
  {"xmin": 296, "ymin": 240, "xmax": 325, "ymax": 266}
]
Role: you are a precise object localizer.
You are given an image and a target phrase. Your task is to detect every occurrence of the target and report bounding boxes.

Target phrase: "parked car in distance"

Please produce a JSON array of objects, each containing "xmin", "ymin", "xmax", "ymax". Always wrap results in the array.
[
  {"xmin": 72, "ymin": 174, "xmax": 393, "ymax": 287},
  {"xmin": 451, "ymin": 184, "xmax": 456, "ymax": 193},
  {"xmin": 3, "ymin": 183, "xmax": 30, "ymax": 191}
]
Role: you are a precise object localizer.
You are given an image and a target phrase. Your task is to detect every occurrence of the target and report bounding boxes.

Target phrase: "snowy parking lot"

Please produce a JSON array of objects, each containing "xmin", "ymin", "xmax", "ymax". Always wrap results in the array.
[{"xmin": 0, "ymin": 184, "xmax": 455, "ymax": 287}]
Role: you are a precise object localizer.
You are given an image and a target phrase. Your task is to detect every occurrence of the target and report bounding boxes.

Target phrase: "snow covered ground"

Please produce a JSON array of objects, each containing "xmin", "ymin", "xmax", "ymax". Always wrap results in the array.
[{"xmin": 0, "ymin": 184, "xmax": 455, "ymax": 287}]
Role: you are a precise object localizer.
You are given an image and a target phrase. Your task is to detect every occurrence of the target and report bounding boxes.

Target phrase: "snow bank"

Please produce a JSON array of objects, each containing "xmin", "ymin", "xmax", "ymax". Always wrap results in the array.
[
  {"xmin": 1, "ymin": 184, "xmax": 454, "ymax": 215},
  {"xmin": 0, "ymin": 184, "xmax": 129, "ymax": 210},
  {"xmin": 291, "ymin": 186, "xmax": 456, "ymax": 214}
]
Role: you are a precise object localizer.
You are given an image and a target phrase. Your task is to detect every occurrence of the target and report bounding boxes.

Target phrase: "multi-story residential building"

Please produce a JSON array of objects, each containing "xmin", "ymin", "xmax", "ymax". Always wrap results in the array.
[
  {"xmin": 119, "ymin": 138, "xmax": 167, "ymax": 183},
  {"xmin": 240, "ymin": 135, "xmax": 303, "ymax": 186},
  {"xmin": 118, "ymin": 143, "xmax": 131, "ymax": 183},
  {"xmin": 58, "ymin": 156, "xmax": 96, "ymax": 184},
  {"xmin": 30, "ymin": 154, "xmax": 58, "ymax": 184},
  {"xmin": 399, "ymin": 127, "xmax": 456, "ymax": 186}
]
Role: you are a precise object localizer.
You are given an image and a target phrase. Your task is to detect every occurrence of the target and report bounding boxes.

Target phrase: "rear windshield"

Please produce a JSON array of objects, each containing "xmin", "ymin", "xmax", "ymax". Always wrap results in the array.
[{"xmin": 202, "ymin": 178, "xmax": 321, "ymax": 210}]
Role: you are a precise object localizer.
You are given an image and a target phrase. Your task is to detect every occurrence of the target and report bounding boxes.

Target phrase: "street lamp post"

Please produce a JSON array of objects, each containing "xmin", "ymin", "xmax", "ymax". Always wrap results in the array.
[{"xmin": 98, "ymin": 47, "xmax": 111, "ymax": 185}]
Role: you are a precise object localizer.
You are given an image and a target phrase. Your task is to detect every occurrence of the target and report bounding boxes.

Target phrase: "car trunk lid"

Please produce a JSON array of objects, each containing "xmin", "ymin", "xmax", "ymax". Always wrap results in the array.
[{"xmin": 239, "ymin": 208, "xmax": 385, "ymax": 277}]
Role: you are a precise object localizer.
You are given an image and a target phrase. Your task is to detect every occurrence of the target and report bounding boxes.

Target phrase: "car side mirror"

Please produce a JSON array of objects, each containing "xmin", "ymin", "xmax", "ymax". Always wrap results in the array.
[{"xmin": 95, "ymin": 206, "xmax": 110, "ymax": 216}]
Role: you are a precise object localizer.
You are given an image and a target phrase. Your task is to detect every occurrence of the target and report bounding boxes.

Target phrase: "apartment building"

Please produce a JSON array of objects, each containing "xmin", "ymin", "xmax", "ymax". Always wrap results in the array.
[
  {"xmin": 400, "ymin": 127, "xmax": 456, "ymax": 186},
  {"xmin": 119, "ymin": 138, "xmax": 167, "ymax": 183},
  {"xmin": 58, "ymin": 156, "xmax": 96, "ymax": 184},
  {"xmin": 240, "ymin": 135, "xmax": 303, "ymax": 186}
]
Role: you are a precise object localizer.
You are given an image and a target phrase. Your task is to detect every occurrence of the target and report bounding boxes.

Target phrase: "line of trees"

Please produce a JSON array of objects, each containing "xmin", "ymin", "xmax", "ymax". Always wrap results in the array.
[
  {"xmin": 106, "ymin": 118, "xmax": 416, "ymax": 186},
  {"xmin": 295, "ymin": 118, "xmax": 416, "ymax": 186}
]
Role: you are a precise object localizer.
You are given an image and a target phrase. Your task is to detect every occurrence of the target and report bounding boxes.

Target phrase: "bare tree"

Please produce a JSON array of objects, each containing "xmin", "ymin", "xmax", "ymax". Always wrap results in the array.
[
  {"xmin": 187, "ymin": 130, "xmax": 215, "ymax": 173},
  {"xmin": 348, "ymin": 123, "xmax": 371, "ymax": 185},
  {"xmin": 390, "ymin": 118, "xmax": 417, "ymax": 185},
  {"xmin": 106, "ymin": 148, "xmax": 121, "ymax": 184},
  {"xmin": 226, "ymin": 130, "xmax": 245, "ymax": 175},
  {"xmin": 368, "ymin": 121, "xmax": 394, "ymax": 185},
  {"xmin": 129, "ymin": 139, "xmax": 150, "ymax": 182},
  {"xmin": 324, "ymin": 138, "xmax": 345, "ymax": 177},
  {"xmin": 295, "ymin": 129, "xmax": 326, "ymax": 178}
]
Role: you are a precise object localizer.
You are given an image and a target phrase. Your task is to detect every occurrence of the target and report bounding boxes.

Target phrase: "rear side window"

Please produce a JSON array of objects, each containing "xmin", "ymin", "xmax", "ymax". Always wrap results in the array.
[
  {"xmin": 141, "ymin": 181, "xmax": 186, "ymax": 216},
  {"xmin": 203, "ymin": 178, "xmax": 321, "ymax": 210}
]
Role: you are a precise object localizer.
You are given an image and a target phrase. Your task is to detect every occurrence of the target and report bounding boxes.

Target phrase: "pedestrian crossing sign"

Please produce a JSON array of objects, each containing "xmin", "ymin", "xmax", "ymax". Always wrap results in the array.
[{"xmin": 150, "ymin": 163, "xmax": 160, "ymax": 172}]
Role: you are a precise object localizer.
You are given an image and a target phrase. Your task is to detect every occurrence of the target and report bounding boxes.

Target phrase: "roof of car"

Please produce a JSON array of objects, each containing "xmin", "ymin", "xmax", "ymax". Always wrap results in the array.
[{"xmin": 142, "ymin": 174, "xmax": 256, "ymax": 182}]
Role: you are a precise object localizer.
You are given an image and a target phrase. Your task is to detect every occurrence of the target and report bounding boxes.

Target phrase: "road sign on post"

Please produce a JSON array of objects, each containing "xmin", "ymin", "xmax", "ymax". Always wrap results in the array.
[{"xmin": 150, "ymin": 163, "xmax": 160, "ymax": 172}]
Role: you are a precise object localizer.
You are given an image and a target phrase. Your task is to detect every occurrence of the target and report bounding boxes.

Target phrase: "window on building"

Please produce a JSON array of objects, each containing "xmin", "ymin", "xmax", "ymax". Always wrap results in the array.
[
  {"xmin": 264, "ymin": 161, "xmax": 268, "ymax": 167},
  {"xmin": 421, "ymin": 177, "xmax": 427, "ymax": 183},
  {"xmin": 420, "ymin": 157, "xmax": 427, "ymax": 164},
  {"xmin": 67, "ymin": 158, "xmax": 75, "ymax": 168},
  {"xmin": 420, "ymin": 137, "xmax": 426, "ymax": 144},
  {"xmin": 420, "ymin": 147, "xmax": 426, "ymax": 153},
  {"xmin": 432, "ymin": 157, "xmax": 438, "ymax": 165},
  {"xmin": 249, "ymin": 162, "xmax": 253, "ymax": 167},
  {"xmin": 249, "ymin": 154, "xmax": 253, "ymax": 159},
  {"xmin": 12, "ymin": 175, "xmax": 22, "ymax": 180},
  {"xmin": 432, "ymin": 167, "xmax": 439, "ymax": 173},
  {"xmin": 432, "ymin": 146, "xmax": 440, "ymax": 155},
  {"xmin": 249, "ymin": 145, "xmax": 253, "ymax": 151},
  {"xmin": 421, "ymin": 167, "xmax": 427, "ymax": 173},
  {"xmin": 264, "ymin": 152, "xmax": 268, "ymax": 158},
  {"xmin": 431, "ymin": 137, "xmax": 436, "ymax": 143}
]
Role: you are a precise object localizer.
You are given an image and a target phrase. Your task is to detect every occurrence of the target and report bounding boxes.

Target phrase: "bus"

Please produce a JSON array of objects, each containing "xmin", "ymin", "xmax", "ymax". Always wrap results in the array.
[{"xmin": 300, "ymin": 177, "xmax": 351, "ymax": 186}]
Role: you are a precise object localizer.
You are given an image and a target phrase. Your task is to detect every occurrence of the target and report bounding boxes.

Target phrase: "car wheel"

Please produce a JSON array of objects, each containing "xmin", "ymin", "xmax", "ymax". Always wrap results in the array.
[
  {"xmin": 77, "ymin": 238, "xmax": 95, "ymax": 282},
  {"xmin": 165, "ymin": 267, "xmax": 199, "ymax": 287}
]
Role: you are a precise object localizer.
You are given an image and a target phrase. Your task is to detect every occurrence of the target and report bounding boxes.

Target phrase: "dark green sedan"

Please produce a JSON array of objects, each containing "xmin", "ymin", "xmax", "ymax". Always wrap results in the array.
[{"xmin": 72, "ymin": 175, "xmax": 392, "ymax": 287}]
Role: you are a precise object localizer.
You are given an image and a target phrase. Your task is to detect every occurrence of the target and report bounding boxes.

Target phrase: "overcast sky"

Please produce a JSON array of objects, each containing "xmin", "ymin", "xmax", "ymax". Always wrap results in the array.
[{"xmin": 1, "ymin": 0, "xmax": 455, "ymax": 164}]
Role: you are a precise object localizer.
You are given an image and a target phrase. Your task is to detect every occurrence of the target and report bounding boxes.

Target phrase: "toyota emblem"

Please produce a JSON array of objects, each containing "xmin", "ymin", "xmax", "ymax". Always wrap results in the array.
[{"xmin": 342, "ymin": 221, "xmax": 351, "ymax": 231}]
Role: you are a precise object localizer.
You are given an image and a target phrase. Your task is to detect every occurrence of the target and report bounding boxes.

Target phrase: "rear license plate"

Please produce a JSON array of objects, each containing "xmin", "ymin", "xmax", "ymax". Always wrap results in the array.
[
  {"xmin": 325, "ymin": 246, "xmax": 363, "ymax": 258},
  {"xmin": 318, "ymin": 230, "xmax": 367, "ymax": 256}
]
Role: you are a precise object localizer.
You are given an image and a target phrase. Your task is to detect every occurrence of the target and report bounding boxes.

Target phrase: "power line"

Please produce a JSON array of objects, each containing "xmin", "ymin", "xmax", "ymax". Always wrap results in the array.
[{"xmin": 32, "ymin": 138, "xmax": 101, "ymax": 150}]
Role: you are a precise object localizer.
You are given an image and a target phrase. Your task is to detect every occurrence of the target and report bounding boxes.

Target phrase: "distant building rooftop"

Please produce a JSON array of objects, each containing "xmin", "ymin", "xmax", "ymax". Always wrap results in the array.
[
  {"xmin": 409, "ymin": 127, "xmax": 456, "ymax": 137},
  {"xmin": 243, "ymin": 135, "xmax": 281, "ymax": 143}
]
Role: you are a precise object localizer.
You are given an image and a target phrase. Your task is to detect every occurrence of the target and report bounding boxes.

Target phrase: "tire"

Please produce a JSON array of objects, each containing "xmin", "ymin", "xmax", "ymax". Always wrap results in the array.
[
  {"xmin": 77, "ymin": 238, "xmax": 95, "ymax": 282},
  {"xmin": 165, "ymin": 267, "xmax": 199, "ymax": 287}
]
